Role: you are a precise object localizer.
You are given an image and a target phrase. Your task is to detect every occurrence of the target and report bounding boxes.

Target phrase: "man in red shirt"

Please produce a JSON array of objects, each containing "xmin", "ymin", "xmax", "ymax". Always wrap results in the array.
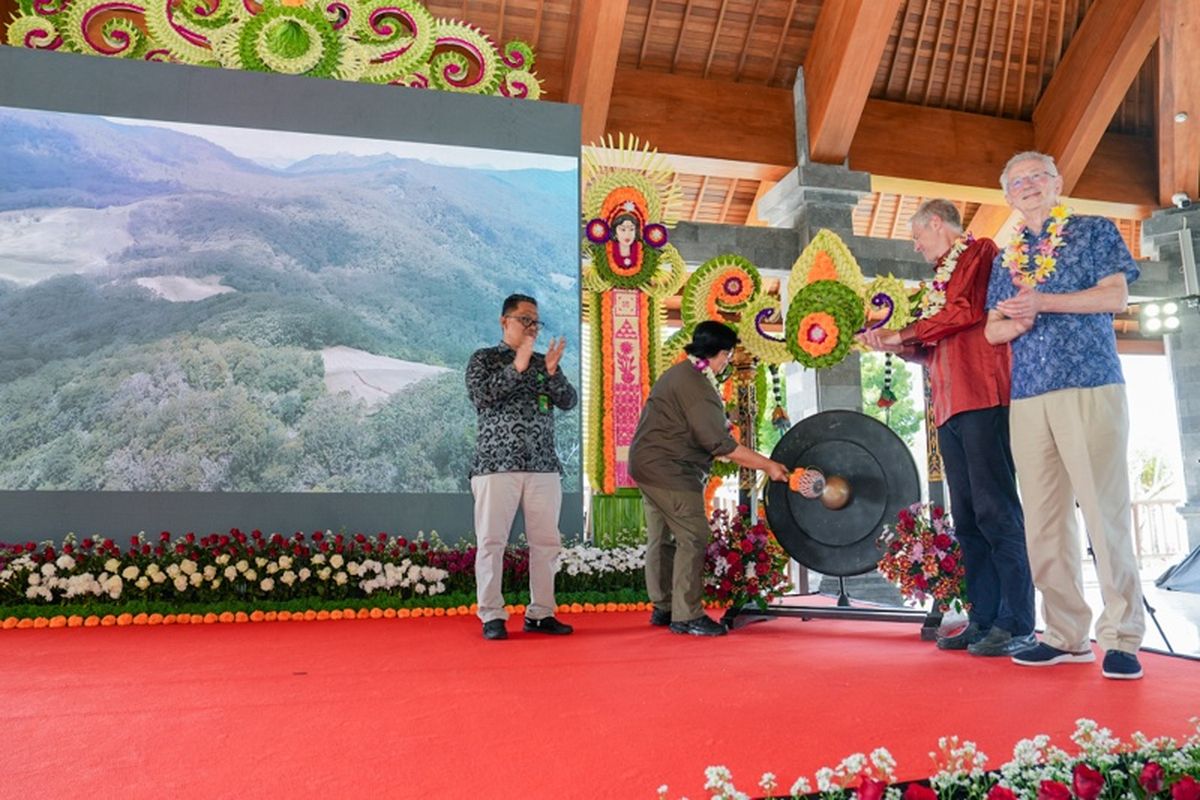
[{"xmin": 859, "ymin": 199, "xmax": 1035, "ymax": 656}]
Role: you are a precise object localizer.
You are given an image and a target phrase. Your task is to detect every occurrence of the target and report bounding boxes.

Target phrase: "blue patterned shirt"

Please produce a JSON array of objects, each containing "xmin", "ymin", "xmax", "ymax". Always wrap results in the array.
[{"xmin": 985, "ymin": 215, "xmax": 1138, "ymax": 400}]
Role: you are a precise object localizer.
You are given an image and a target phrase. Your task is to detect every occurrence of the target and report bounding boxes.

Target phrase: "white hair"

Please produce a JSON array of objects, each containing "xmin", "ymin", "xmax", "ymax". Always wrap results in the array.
[
  {"xmin": 909, "ymin": 199, "xmax": 963, "ymax": 233},
  {"xmin": 1000, "ymin": 151, "xmax": 1059, "ymax": 192}
]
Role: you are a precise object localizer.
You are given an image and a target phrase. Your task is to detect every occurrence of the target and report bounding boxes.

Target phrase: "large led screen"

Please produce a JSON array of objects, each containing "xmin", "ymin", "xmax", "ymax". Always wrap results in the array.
[{"xmin": 0, "ymin": 105, "xmax": 580, "ymax": 494}]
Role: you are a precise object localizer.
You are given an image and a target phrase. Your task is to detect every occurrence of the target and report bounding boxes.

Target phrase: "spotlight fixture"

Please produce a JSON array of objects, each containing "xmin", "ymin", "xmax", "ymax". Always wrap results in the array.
[{"xmin": 1139, "ymin": 299, "xmax": 1182, "ymax": 336}]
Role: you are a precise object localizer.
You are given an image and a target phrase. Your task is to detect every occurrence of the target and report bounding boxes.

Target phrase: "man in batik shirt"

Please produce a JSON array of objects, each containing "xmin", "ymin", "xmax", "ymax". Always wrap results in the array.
[
  {"xmin": 859, "ymin": 198, "xmax": 1034, "ymax": 657},
  {"xmin": 985, "ymin": 151, "xmax": 1145, "ymax": 680},
  {"xmin": 466, "ymin": 293, "xmax": 577, "ymax": 641}
]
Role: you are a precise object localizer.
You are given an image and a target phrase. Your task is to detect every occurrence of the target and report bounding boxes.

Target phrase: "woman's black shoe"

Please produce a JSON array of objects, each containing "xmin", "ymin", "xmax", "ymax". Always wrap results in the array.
[{"xmin": 668, "ymin": 616, "xmax": 727, "ymax": 636}]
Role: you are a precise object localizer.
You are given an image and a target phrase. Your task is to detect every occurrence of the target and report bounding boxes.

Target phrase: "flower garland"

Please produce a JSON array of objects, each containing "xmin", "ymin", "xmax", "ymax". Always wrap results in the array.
[
  {"xmin": 1003, "ymin": 205, "xmax": 1072, "ymax": 288},
  {"xmin": 687, "ymin": 353, "xmax": 722, "ymax": 397},
  {"xmin": 918, "ymin": 234, "xmax": 973, "ymax": 318}
]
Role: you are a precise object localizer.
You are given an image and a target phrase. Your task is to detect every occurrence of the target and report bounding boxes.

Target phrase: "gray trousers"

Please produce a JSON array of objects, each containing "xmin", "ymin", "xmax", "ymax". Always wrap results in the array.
[
  {"xmin": 471, "ymin": 472, "xmax": 563, "ymax": 623},
  {"xmin": 640, "ymin": 483, "xmax": 710, "ymax": 622}
]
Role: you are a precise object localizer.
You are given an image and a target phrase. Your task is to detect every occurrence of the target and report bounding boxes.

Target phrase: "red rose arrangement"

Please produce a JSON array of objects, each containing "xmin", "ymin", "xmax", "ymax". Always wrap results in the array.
[
  {"xmin": 876, "ymin": 502, "xmax": 968, "ymax": 613},
  {"xmin": 703, "ymin": 506, "xmax": 792, "ymax": 611}
]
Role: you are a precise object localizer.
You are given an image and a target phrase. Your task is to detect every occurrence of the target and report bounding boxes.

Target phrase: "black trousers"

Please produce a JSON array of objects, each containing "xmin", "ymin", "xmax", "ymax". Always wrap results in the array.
[{"xmin": 937, "ymin": 406, "xmax": 1035, "ymax": 635}]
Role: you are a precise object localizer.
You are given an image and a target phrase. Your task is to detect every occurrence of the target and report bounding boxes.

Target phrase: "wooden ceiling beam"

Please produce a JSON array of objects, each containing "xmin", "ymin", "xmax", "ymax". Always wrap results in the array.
[
  {"xmin": 1031, "ymin": 0, "xmax": 1158, "ymax": 193},
  {"xmin": 1158, "ymin": 0, "xmax": 1200, "ymax": 206},
  {"xmin": 565, "ymin": 0, "xmax": 631, "ymax": 144},
  {"xmin": 802, "ymin": 0, "xmax": 905, "ymax": 163},
  {"xmin": 604, "ymin": 70, "xmax": 1157, "ymax": 210}
]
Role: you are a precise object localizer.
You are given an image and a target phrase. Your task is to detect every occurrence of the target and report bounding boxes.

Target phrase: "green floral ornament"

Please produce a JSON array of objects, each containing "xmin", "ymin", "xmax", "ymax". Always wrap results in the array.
[
  {"xmin": 785, "ymin": 280, "xmax": 865, "ymax": 370},
  {"xmin": 737, "ymin": 294, "xmax": 791, "ymax": 366},
  {"xmin": 9, "ymin": 0, "xmax": 544, "ymax": 99},
  {"xmin": 354, "ymin": 0, "xmax": 436, "ymax": 83},
  {"xmin": 680, "ymin": 254, "xmax": 762, "ymax": 328},
  {"xmin": 862, "ymin": 274, "xmax": 913, "ymax": 333}
]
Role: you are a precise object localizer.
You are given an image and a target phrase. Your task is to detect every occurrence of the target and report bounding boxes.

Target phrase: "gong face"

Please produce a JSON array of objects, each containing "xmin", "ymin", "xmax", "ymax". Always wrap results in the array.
[{"xmin": 765, "ymin": 410, "xmax": 920, "ymax": 577}]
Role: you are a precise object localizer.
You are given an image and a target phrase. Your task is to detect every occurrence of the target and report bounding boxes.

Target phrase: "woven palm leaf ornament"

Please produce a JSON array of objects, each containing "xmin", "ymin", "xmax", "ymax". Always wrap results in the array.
[
  {"xmin": 581, "ymin": 134, "xmax": 687, "ymax": 494},
  {"xmin": 7, "ymin": 0, "xmax": 543, "ymax": 98}
]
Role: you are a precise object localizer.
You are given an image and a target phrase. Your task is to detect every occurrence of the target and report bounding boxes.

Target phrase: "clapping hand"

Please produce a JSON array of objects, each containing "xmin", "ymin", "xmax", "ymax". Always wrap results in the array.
[{"xmin": 545, "ymin": 336, "xmax": 566, "ymax": 375}]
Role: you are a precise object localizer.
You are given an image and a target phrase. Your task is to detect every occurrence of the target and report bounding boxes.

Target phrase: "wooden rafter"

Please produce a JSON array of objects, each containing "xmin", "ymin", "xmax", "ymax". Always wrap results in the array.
[
  {"xmin": 1158, "ymin": 0, "xmax": 1200, "ymax": 205},
  {"xmin": 1032, "ymin": 0, "xmax": 1158, "ymax": 192},
  {"xmin": 565, "ymin": 0, "xmax": 632, "ymax": 144},
  {"xmin": 802, "ymin": 0, "xmax": 904, "ymax": 163},
  {"xmin": 605, "ymin": 69, "xmax": 1157, "ymax": 210}
]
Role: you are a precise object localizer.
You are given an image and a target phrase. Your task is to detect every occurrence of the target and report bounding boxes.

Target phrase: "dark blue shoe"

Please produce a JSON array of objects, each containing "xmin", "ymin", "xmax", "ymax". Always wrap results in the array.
[
  {"xmin": 649, "ymin": 608, "xmax": 671, "ymax": 627},
  {"xmin": 1011, "ymin": 641, "xmax": 1095, "ymax": 666},
  {"xmin": 1101, "ymin": 649, "xmax": 1143, "ymax": 680}
]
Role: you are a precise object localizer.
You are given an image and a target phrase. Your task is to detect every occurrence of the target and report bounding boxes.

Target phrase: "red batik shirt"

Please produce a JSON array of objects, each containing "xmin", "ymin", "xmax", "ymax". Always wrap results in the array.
[{"xmin": 899, "ymin": 237, "xmax": 1010, "ymax": 428}]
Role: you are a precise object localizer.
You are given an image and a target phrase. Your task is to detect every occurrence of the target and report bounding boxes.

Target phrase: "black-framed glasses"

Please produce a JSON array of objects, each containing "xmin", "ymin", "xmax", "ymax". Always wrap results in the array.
[{"xmin": 505, "ymin": 314, "xmax": 545, "ymax": 331}]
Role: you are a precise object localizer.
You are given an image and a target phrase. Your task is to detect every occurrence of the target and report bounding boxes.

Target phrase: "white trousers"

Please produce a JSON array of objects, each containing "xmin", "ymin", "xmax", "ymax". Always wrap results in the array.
[
  {"xmin": 471, "ymin": 472, "xmax": 563, "ymax": 623},
  {"xmin": 1009, "ymin": 384, "xmax": 1144, "ymax": 654}
]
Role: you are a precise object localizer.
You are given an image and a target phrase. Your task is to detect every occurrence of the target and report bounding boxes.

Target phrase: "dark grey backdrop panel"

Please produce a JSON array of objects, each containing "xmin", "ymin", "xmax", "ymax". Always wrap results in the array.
[{"xmin": 0, "ymin": 47, "xmax": 583, "ymax": 543}]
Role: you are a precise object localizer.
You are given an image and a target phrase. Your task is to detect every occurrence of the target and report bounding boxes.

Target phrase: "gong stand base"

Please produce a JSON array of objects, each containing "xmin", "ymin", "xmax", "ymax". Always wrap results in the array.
[{"xmin": 721, "ymin": 576, "xmax": 942, "ymax": 639}]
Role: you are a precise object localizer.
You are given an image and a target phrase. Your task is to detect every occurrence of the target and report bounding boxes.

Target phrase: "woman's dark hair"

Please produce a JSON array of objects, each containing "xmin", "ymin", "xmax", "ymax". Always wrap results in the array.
[
  {"xmin": 611, "ymin": 213, "xmax": 641, "ymax": 235},
  {"xmin": 684, "ymin": 320, "xmax": 739, "ymax": 359}
]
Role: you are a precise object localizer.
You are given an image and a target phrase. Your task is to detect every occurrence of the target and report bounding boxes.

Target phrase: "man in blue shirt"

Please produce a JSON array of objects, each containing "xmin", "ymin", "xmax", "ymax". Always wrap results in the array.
[{"xmin": 984, "ymin": 151, "xmax": 1145, "ymax": 680}]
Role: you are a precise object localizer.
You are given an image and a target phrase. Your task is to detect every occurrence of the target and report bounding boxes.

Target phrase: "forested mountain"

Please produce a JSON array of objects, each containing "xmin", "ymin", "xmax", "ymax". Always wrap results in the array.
[{"xmin": 0, "ymin": 108, "xmax": 581, "ymax": 492}]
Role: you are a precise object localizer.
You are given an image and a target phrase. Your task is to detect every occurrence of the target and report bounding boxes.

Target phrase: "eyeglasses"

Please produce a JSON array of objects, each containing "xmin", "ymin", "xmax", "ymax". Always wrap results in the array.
[
  {"xmin": 505, "ymin": 314, "xmax": 544, "ymax": 331},
  {"xmin": 1007, "ymin": 171, "xmax": 1056, "ymax": 192}
]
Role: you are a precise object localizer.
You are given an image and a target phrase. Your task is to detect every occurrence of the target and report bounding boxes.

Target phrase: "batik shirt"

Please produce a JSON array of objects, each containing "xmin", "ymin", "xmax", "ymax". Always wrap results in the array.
[
  {"xmin": 985, "ymin": 215, "xmax": 1139, "ymax": 400},
  {"xmin": 466, "ymin": 342, "xmax": 578, "ymax": 477}
]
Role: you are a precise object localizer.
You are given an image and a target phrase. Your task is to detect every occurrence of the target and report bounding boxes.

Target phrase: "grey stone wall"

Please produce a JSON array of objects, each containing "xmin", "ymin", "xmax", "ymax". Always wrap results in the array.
[{"xmin": 1143, "ymin": 207, "xmax": 1200, "ymax": 550}]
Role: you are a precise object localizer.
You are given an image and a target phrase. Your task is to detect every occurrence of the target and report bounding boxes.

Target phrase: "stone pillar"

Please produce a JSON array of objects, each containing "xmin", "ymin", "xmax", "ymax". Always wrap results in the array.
[{"xmin": 1141, "ymin": 207, "xmax": 1200, "ymax": 550}]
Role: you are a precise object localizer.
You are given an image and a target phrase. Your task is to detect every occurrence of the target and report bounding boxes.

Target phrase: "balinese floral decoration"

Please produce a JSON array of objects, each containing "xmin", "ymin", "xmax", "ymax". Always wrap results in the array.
[
  {"xmin": 917, "ymin": 234, "xmax": 974, "ymax": 318},
  {"xmin": 789, "ymin": 229, "xmax": 866, "ymax": 296},
  {"xmin": 703, "ymin": 505, "xmax": 792, "ymax": 611},
  {"xmin": 681, "ymin": 254, "xmax": 762, "ymax": 324},
  {"xmin": 581, "ymin": 136, "xmax": 685, "ymax": 294},
  {"xmin": 862, "ymin": 274, "xmax": 913, "ymax": 333},
  {"xmin": 737, "ymin": 294, "xmax": 791, "ymax": 365},
  {"xmin": 1004, "ymin": 205, "xmax": 1071, "ymax": 288},
  {"xmin": 7, "ymin": 0, "xmax": 543, "ymax": 98},
  {"xmin": 876, "ymin": 502, "xmax": 967, "ymax": 612},
  {"xmin": 785, "ymin": 280, "xmax": 865, "ymax": 369},
  {"xmin": 662, "ymin": 718, "xmax": 1200, "ymax": 800}
]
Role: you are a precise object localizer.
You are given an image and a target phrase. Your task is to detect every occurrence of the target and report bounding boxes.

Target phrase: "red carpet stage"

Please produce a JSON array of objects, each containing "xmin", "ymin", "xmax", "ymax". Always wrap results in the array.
[{"xmin": 4, "ymin": 610, "xmax": 1197, "ymax": 799}]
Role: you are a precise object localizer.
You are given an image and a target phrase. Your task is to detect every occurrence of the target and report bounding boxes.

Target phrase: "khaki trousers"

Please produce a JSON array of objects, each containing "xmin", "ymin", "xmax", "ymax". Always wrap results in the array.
[
  {"xmin": 1009, "ymin": 384, "xmax": 1144, "ymax": 654},
  {"xmin": 640, "ymin": 483, "xmax": 710, "ymax": 622},
  {"xmin": 471, "ymin": 472, "xmax": 562, "ymax": 623}
]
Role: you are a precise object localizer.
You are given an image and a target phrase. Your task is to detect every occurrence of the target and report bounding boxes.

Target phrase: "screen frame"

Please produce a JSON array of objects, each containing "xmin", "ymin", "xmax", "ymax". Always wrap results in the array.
[{"xmin": 0, "ymin": 46, "xmax": 583, "ymax": 543}]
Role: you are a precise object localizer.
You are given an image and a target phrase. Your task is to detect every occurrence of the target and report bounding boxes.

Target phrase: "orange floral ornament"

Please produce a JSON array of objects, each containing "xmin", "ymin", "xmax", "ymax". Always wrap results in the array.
[{"xmin": 796, "ymin": 312, "xmax": 839, "ymax": 357}]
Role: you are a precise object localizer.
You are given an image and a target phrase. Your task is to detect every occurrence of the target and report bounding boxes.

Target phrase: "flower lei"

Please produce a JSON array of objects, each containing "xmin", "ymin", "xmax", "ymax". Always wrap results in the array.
[
  {"xmin": 687, "ymin": 354, "xmax": 721, "ymax": 397},
  {"xmin": 918, "ymin": 234, "xmax": 974, "ymax": 318},
  {"xmin": 1004, "ymin": 205, "xmax": 1072, "ymax": 288}
]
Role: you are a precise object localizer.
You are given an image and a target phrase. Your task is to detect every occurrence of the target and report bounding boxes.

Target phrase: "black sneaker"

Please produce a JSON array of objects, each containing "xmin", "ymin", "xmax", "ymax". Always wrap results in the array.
[
  {"xmin": 937, "ymin": 622, "xmax": 985, "ymax": 651},
  {"xmin": 668, "ymin": 615, "xmax": 727, "ymax": 637},
  {"xmin": 523, "ymin": 616, "xmax": 574, "ymax": 635},
  {"xmin": 482, "ymin": 619, "xmax": 508, "ymax": 640},
  {"xmin": 1011, "ymin": 641, "xmax": 1095, "ymax": 666},
  {"xmin": 649, "ymin": 608, "xmax": 671, "ymax": 627},
  {"xmin": 1101, "ymin": 649, "xmax": 1143, "ymax": 680},
  {"xmin": 968, "ymin": 628, "xmax": 1038, "ymax": 657}
]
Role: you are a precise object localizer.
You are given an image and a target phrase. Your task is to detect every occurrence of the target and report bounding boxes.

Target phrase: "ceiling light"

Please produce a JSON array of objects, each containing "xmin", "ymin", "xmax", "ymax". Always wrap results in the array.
[
  {"xmin": 1145, "ymin": 317, "xmax": 1163, "ymax": 333},
  {"xmin": 1176, "ymin": 112, "xmax": 1190, "ymax": 123}
]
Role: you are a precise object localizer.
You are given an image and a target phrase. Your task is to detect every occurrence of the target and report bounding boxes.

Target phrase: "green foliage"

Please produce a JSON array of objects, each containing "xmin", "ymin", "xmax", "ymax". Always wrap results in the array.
[{"xmin": 860, "ymin": 352, "xmax": 922, "ymax": 447}]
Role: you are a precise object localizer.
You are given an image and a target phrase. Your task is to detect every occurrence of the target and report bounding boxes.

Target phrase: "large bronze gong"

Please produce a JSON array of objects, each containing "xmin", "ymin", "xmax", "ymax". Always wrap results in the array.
[{"xmin": 764, "ymin": 409, "xmax": 920, "ymax": 577}]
